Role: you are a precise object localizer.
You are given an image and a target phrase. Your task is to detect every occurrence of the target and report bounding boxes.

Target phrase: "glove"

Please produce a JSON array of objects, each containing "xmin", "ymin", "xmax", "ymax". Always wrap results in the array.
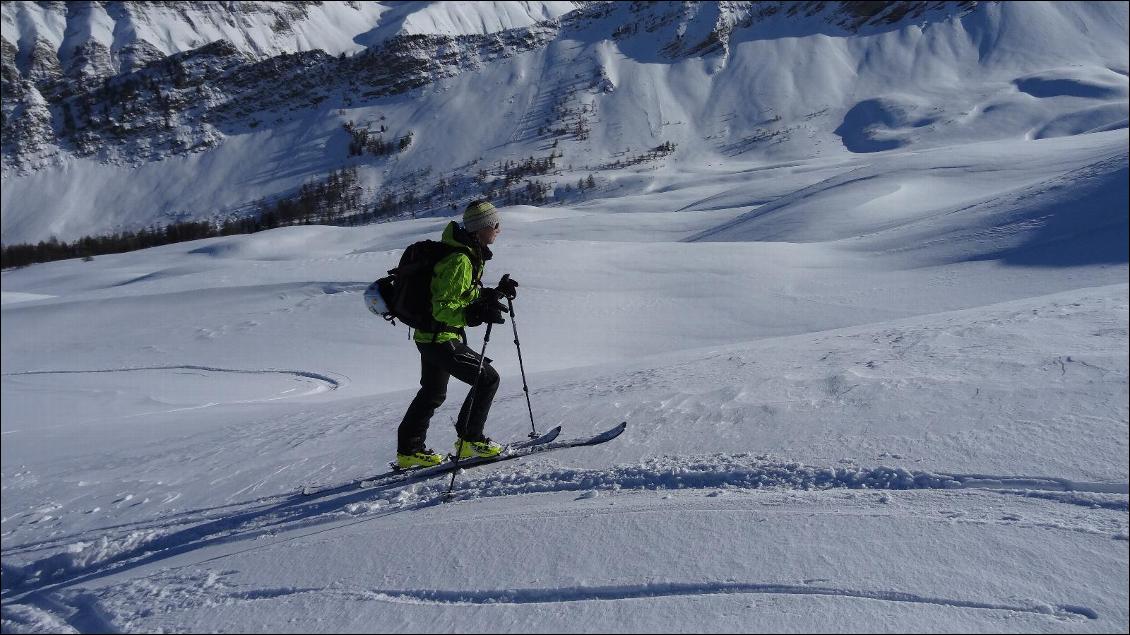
[
  {"xmin": 496, "ymin": 274, "xmax": 519, "ymax": 300},
  {"xmin": 465, "ymin": 288, "xmax": 507, "ymax": 326}
]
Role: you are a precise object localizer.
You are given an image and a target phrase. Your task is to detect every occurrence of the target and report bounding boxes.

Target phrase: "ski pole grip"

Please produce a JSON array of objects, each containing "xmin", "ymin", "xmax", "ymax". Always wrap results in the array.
[{"xmin": 498, "ymin": 273, "xmax": 518, "ymax": 302}]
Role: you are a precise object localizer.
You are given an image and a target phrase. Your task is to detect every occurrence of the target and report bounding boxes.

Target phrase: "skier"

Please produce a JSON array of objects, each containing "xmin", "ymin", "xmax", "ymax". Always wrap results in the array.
[{"xmin": 396, "ymin": 200, "xmax": 520, "ymax": 469}]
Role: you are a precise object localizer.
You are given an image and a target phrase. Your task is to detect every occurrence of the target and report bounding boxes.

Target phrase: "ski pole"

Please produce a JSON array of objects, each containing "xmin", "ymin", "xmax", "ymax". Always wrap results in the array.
[
  {"xmin": 506, "ymin": 295, "xmax": 538, "ymax": 438},
  {"xmin": 445, "ymin": 321, "xmax": 493, "ymax": 501}
]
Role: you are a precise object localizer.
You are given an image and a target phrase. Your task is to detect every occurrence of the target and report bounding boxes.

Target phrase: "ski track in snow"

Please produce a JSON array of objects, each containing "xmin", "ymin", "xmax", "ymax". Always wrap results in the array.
[
  {"xmin": 2, "ymin": 487, "xmax": 1113, "ymax": 632},
  {"xmin": 35, "ymin": 578, "xmax": 1093, "ymax": 625},
  {"xmin": 12, "ymin": 576, "xmax": 1096, "ymax": 635},
  {"xmin": 433, "ymin": 458, "xmax": 1130, "ymax": 506},
  {"xmin": 8, "ymin": 453, "xmax": 1125, "ymax": 560},
  {"xmin": 356, "ymin": 582, "xmax": 1097, "ymax": 619},
  {"xmin": 2, "ymin": 455, "xmax": 1125, "ymax": 612},
  {"xmin": 1, "ymin": 365, "xmax": 343, "ymax": 417},
  {"xmin": 2, "ymin": 365, "xmax": 342, "ymax": 392}
]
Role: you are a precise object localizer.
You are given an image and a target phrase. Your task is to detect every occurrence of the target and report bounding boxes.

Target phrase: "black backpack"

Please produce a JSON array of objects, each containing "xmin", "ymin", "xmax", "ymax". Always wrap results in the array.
[{"xmin": 364, "ymin": 240, "xmax": 479, "ymax": 333}]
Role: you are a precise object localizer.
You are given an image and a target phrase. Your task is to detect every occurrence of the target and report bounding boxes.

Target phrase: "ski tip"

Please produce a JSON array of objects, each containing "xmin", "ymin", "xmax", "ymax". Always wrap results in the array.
[{"xmin": 579, "ymin": 421, "xmax": 627, "ymax": 445}]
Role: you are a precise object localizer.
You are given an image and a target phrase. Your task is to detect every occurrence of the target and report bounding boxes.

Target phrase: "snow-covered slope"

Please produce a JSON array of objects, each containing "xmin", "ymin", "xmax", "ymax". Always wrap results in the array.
[
  {"xmin": 1, "ymin": 2, "xmax": 1127, "ymax": 633},
  {"xmin": 2, "ymin": 124, "xmax": 1127, "ymax": 631},
  {"xmin": 0, "ymin": 1, "xmax": 567, "ymax": 70}
]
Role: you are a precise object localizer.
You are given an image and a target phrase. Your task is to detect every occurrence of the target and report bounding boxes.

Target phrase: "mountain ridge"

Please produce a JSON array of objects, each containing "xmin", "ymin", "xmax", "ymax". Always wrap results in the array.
[{"xmin": 2, "ymin": 1, "xmax": 1126, "ymax": 245}]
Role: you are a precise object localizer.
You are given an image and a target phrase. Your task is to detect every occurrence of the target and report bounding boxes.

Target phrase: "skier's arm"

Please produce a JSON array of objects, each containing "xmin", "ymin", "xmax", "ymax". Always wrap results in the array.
[{"xmin": 430, "ymin": 254, "xmax": 479, "ymax": 328}]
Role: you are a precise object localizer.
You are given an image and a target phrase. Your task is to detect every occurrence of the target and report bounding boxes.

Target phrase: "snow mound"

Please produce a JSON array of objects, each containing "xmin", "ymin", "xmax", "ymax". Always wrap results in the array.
[
  {"xmin": 866, "ymin": 153, "xmax": 1130, "ymax": 267},
  {"xmin": 188, "ymin": 225, "xmax": 364, "ymax": 261},
  {"xmin": 1032, "ymin": 102, "xmax": 1129, "ymax": 139},
  {"xmin": 685, "ymin": 134, "xmax": 1128, "ymax": 269},
  {"xmin": 833, "ymin": 96, "xmax": 939, "ymax": 153},
  {"xmin": 1014, "ymin": 69, "xmax": 1129, "ymax": 100}
]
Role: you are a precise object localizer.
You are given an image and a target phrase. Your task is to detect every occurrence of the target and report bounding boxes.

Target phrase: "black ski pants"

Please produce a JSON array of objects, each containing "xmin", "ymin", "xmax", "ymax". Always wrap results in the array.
[{"xmin": 398, "ymin": 339, "xmax": 500, "ymax": 453}]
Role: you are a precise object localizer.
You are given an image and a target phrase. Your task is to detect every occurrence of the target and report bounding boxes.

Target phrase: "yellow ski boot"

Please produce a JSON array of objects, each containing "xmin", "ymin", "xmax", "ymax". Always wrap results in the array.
[
  {"xmin": 454, "ymin": 437, "xmax": 503, "ymax": 459},
  {"xmin": 396, "ymin": 448, "xmax": 446, "ymax": 470}
]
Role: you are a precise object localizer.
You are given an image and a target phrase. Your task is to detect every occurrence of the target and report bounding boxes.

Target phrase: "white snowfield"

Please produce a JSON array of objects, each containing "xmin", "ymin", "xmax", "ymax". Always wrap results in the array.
[
  {"xmin": 2, "ymin": 127, "xmax": 1127, "ymax": 632},
  {"xmin": 2, "ymin": 2, "xmax": 1128, "ymax": 633}
]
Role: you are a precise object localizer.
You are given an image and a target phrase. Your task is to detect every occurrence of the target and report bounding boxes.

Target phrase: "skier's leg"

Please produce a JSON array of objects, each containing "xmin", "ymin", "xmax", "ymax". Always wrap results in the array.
[
  {"xmin": 419, "ymin": 341, "xmax": 499, "ymax": 440},
  {"xmin": 449, "ymin": 342, "xmax": 500, "ymax": 441},
  {"xmin": 397, "ymin": 343, "xmax": 450, "ymax": 453}
]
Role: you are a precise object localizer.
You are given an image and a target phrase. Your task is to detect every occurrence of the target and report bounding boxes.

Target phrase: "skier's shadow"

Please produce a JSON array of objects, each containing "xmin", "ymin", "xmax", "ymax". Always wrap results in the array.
[{"xmin": 1, "ymin": 478, "xmax": 438, "ymax": 602}]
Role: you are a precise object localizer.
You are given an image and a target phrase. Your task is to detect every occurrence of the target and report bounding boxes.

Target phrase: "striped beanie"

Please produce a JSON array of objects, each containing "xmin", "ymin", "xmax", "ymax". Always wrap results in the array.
[{"xmin": 462, "ymin": 200, "xmax": 500, "ymax": 232}]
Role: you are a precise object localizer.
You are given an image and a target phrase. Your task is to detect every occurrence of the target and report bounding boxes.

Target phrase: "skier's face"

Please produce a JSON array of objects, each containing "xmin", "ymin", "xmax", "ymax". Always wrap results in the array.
[{"xmin": 475, "ymin": 223, "xmax": 501, "ymax": 245}]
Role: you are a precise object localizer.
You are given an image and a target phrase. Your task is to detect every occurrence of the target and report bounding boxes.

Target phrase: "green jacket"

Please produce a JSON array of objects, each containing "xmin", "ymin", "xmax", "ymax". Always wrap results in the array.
[{"xmin": 413, "ymin": 221, "xmax": 487, "ymax": 344}]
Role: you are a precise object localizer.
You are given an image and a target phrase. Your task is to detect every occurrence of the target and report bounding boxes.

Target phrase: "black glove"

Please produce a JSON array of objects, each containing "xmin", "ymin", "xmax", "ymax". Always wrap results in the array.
[
  {"xmin": 465, "ymin": 288, "xmax": 507, "ymax": 326},
  {"xmin": 497, "ymin": 274, "xmax": 519, "ymax": 300}
]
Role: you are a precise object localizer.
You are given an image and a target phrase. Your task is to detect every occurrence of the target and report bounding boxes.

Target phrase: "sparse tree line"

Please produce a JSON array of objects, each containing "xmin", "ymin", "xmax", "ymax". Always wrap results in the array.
[
  {"xmin": 485, "ymin": 179, "xmax": 553, "ymax": 207},
  {"xmin": 3, "ymin": 150, "xmax": 611, "ymax": 268},
  {"xmin": 343, "ymin": 119, "xmax": 413, "ymax": 157},
  {"xmin": 254, "ymin": 166, "xmax": 363, "ymax": 226},
  {"xmin": 357, "ymin": 172, "xmax": 558, "ymax": 224},
  {"xmin": 1, "ymin": 167, "xmax": 361, "ymax": 268},
  {"xmin": 576, "ymin": 174, "xmax": 598, "ymax": 191},
  {"xmin": 536, "ymin": 94, "xmax": 595, "ymax": 141},
  {"xmin": 2, "ymin": 221, "xmax": 220, "ymax": 269},
  {"xmin": 598, "ymin": 141, "xmax": 676, "ymax": 170},
  {"xmin": 478, "ymin": 152, "xmax": 562, "ymax": 185}
]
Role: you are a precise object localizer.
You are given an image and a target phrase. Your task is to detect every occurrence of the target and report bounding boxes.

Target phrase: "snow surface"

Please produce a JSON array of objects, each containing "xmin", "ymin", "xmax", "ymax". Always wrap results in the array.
[
  {"xmin": 2, "ymin": 123, "xmax": 1128, "ymax": 631},
  {"xmin": 2, "ymin": 1, "xmax": 1129, "ymax": 633}
]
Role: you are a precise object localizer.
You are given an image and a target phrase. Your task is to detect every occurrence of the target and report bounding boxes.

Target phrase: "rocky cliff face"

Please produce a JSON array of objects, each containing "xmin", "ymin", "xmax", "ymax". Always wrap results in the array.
[
  {"xmin": 1, "ymin": 1, "xmax": 976, "ymax": 173},
  {"xmin": 9, "ymin": 0, "xmax": 1123, "ymax": 248}
]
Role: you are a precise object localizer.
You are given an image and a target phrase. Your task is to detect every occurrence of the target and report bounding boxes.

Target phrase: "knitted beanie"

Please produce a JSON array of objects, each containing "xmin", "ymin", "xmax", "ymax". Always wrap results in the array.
[{"xmin": 462, "ymin": 200, "xmax": 500, "ymax": 232}]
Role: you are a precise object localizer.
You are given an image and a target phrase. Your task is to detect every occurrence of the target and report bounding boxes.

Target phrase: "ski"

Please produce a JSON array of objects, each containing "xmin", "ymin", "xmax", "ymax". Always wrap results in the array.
[
  {"xmin": 359, "ymin": 424, "xmax": 567, "ymax": 489},
  {"xmin": 361, "ymin": 421, "xmax": 627, "ymax": 490},
  {"xmin": 301, "ymin": 426, "xmax": 561, "ymax": 496}
]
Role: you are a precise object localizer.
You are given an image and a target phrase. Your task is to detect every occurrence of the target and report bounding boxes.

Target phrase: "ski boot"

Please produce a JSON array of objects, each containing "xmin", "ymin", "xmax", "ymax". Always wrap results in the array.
[
  {"xmin": 454, "ymin": 437, "xmax": 503, "ymax": 459},
  {"xmin": 396, "ymin": 448, "xmax": 446, "ymax": 470}
]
